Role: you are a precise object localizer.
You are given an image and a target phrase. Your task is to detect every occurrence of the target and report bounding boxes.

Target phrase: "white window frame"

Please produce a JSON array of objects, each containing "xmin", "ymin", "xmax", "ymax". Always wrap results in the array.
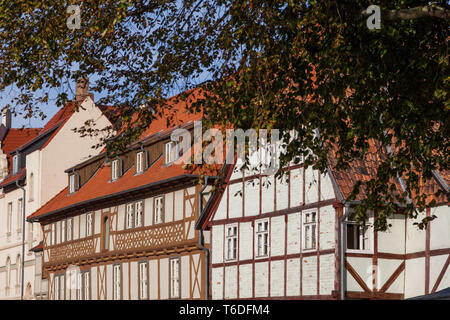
[
  {"xmin": 12, "ymin": 154, "xmax": 19, "ymax": 174},
  {"xmin": 345, "ymin": 211, "xmax": 374, "ymax": 253},
  {"xmin": 302, "ymin": 209, "xmax": 317, "ymax": 251},
  {"xmin": 69, "ymin": 174, "xmax": 76, "ymax": 193},
  {"xmin": 51, "ymin": 223, "xmax": 56, "ymax": 246},
  {"xmin": 169, "ymin": 257, "xmax": 180, "ymax": 299},
  {"xmin": 136, "ymin": 151, "xmax": 145, "ymax": 174},
  {"xmin": 111, "ymin": 159, "xmax": 119, "ymax": 181},
  {"xmin": 86, "ymin": 212, "xmax": 94, "ymax": 237},
  {"xmin": 154, "ymin": 196, "xmax": 164, "ymax": 224},
  {"xmin": 61, "ymin": 219, "xmax": 66, "ymax": 243},
  {"xmin": 66, "ymin": 218, "xmax": 73, "ymax": 242},
  {"xmin": 255, "ymin": 219, "xmax": 269, "ymax": 258},
  {"xmin": 113, "ymin": 264, "xmax": 122, "ymax": 300},
  {"xmin": 83, "ymin": 271, "xmax": 90, "ymax": 300},
  {"xmin": 225, "ymin": 224, "xmax": 238, "ymax": 261},
  {"xmin": 135, "ymin": 201, "xmax": 143, "ymax": 228},
  {"xmin": 165, "ymin": 141, "xmax": 179, "ymax": 164},
  {"xmin": 138, "ymin": 261, "xmax": 148, "ymax": 300},
  {"xmin": 126, "ymin": 203, "xmax": 135, "ymax": 229}
]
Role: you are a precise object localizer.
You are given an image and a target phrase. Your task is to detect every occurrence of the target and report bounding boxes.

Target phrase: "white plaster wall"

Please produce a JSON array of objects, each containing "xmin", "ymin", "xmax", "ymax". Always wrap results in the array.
[
  {"xmin": 211, "ymin": 267, "xmax": 223, "ymax": 299},
  {"xmin": 254, "ymin": 261, "xmax": 268, "ymax": 297},
  {"xmin": 319, "ymin": 205, "xmax": 335, "ymax": 250},
  {"xmin": 211, "ymin": 225, "xmax": 224, "ymax": 264},
  {"xmin": 228, "ymin": 183, "xmax": 243, "ymax": 218},
  {"xmin": 159, "ymin": 258, "xmax": 168, "ymax": 299},
  {"xmin": 378, "ymin": 214, "xmax": 405, "ymax": 254},
  {"xmin": 286, "ymin": 258, "xmax": 300, "ymax": 296},
  {"xmin": 39, "ymin": 97, "xmax": 111, "ymax": 206},
  {"xmin": 270, "ymin": 260, "xmax": 284, "ymax": 297},
  {"xmin": 319, "ymin": 254, "xmax": 335, "ymax": 295},
  {"xmin": 275, "ymin": 175, "xmax": 289, "ymax": 211},
  {"xmin": 404, "ymin": 258, "xmax": 425, "ymax": 298},
  {"xmin": 244, "ymin": 179, "xmax": 259, "ymax": 217},
  {"xmin": 181, "ymin": 255, "xmax": 190, "ymax": 299},
  {"xmin": 302, "ymin": 256, "xmax": 317, "ymax": 295},
  {"xmin": 290, "ymin": 168, "xmax": 303, "ymax": 207},
  {"xmin": 239, "ymin": 222, "xmax": 253, "ymax": 261},
  {"xmin": 238, "ymin": 264, "xmax": 252, "ymax": 298},
  {"xmin": 430, "ymin": 205, "xmax": 450, "ymax": 250},
  {"xmin": 287, "ymin": 212, "xmax": 301, "ymax": 255},
  {"xmin": 270, "ymin": 216, "xmax": 285, "ymax": 257},
  {"xmin": 224, "ymin": 265, "xmax": 237, "ymax": 299},
  {"xmin": 261, "ymin": 176, "xmax": 274, "ymax": 214}
]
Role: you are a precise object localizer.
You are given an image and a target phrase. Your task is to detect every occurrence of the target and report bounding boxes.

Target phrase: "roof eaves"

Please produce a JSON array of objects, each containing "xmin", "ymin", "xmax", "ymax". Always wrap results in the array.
[{"xmin": 28, "ymin": 174, "xmax": 200, "ymax": 223}]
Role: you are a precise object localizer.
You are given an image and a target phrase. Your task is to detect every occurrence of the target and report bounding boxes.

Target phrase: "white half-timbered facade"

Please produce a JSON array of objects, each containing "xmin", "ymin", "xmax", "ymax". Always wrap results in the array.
[{"xmin": 198, "ymin": 141, "xmax": 450, "ymax": 300}]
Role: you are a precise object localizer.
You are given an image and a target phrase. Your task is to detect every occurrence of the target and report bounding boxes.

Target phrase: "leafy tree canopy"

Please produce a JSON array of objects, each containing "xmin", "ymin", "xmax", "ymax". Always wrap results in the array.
[{"xmin": 0, "ymin": 1, "xmax": 448, "ymax": 230}]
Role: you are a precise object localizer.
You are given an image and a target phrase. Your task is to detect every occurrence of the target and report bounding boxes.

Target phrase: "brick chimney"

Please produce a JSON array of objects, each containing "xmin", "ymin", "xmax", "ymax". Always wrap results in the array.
[{"xmin": 75, "ymin": 76, "xmax": 93, "ymax": 102}]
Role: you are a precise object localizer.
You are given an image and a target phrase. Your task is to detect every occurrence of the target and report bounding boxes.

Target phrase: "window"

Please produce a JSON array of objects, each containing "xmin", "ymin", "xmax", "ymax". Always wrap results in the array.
[
  {"xmin": 126, "ymin": 203, "xmax": 134, "ymax": 229},
  {"xmin": 256, "ymin": 219, "xmax": 269, "ymax": 257},
  {"xmin": 66, "ymin": 218, "xmax": 73, "ymax": 242},
  {"xmin": 103, "ymin": 216, "xmax": 110, "ymax": 251},
  {"xmin": 126, "ymin": 201, "xmax": 143, "ymax": 229},
  {"xmin": 17, "ymin": 198, "xmax": 23, "ymax": 232},
  {"xmin": 61, "ymin": 220, "xmax": 66, "ymax": 243},
  {"xmin": 346, "ymin": 213, "xmax": 373, "ymax": 251},
  {"xmin": 69, "ymin": 174, "xmax": 76, "ymax": 193},
  {"xmin": 113, "ymin": 264, "xmax": 121, "ymax": 300},
  {"xmin": 303, "ymin": 211, "xmax": 317, "ymax": 250},
  {"xmin": 86, "ymin": 212, "xmax": 93, "ymax": 237},
  {"xmin": 111, "ymin": 159, "xmax": 120, "ymax": 180},
  {"xmin": 225, "ymin": 224, "xmax": 238, "ymax": 261},
  {"xmin": 139, "ymin": 261, "xmax": 148, "ymax": 300},
  {"xmin": 135, "ymin": 201, "xmax": 143, "ymax": 228},
  {"xmin": 12, "ymin": 154, "xmax": 19, "ymax": 174},
  {"xmin": 7, "ymin": 202, "xmax": 12, "ymax": 234},
  {"xmin": 51, "ymin": 223, "xmax": 56, "ymax": 246},
  {"xmin": 154, "ymin": 196, "xmax": 164, "ymax": 224},
  {"xmin": 54, "ymin": 274, "xmax": 65, "ymax": 300},
  {"xmin": 169, "ymin": 258, "xmax": 180, "ymax": 299},
  {"xmin": 165, "ymin": 141, "xmax": 179, "ymax": 164},
  {"xmin": 136, "ymin": 151, "xmax": 146, "ymax": 174},
  {"xmin": 77, "ymin": 271, "xmax": 90, "ymax": 300},
  {"xmin": 29, "ymin": 173, "xmax": 34, "ymax": 201}
]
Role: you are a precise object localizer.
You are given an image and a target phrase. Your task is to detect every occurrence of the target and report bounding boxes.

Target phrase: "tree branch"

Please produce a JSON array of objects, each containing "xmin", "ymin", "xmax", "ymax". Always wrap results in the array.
[{"xmin": 362, "ymin": 5, "xmax": 449, "ymax": 20}]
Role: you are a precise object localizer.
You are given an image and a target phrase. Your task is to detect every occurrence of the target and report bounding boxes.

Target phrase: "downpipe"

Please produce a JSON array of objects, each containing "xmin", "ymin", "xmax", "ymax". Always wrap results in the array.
[
  {"xmin": 198, "ymin": 176, "xmax": 211, "ymax": 300},
  {"xmin": 16, "ymin": 180, "xmax": 26, "ymax": 300},
  {"xmin": 340, "ymin": 202, "xmax": 350, "ymax": 300}
]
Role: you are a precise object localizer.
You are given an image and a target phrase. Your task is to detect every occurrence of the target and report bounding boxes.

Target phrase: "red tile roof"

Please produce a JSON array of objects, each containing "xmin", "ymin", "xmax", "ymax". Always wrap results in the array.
[
  {"xmin": 0, "ymin": 167, "xmax": 26, "ymax": 188},
  {"xmin": 2, "ymin": 128, "xmax": 41, "ymax": 169},
  {"xmin": 28, "ymin": 91, "xmax": 207, "ymax": 221}
]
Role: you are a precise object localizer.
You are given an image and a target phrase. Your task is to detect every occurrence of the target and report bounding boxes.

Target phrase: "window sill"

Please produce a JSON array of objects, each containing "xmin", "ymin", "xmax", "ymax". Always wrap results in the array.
[
  {"xmin": 346, "ymin": 249, "xmax": 373, "ymax": 254},
  {"xmin": 302, "ymin": 247, "xmax": 318, "ymax": 253}
]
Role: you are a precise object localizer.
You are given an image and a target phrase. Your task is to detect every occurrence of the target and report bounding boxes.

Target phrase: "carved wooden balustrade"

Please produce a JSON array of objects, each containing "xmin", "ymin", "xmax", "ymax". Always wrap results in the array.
[
  {"xmin": 46, "ymin": 236, "xmax": 98, "ymax": 264},
  {"xmin": 114, "ymin": 218, "xmax": 191, "ymax": 251},
  {"xmin": 44, "ymin": 218, "xmax": 194, "ymax": 265}
]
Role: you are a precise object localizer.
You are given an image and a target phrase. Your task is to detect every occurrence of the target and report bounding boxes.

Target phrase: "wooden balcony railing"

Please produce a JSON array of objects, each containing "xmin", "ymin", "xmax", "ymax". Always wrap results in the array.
[{"xmin": 45, "ymin": 218, "xmax": 194, "ymax": 265}]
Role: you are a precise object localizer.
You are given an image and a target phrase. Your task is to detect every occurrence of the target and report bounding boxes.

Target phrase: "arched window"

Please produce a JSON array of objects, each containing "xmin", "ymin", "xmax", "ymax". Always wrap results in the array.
[
  {"xmin": 5, "ymin": 257, "xmax": 11, "ymax": 296},
  {"xmin": 29, "ymin": 173, "xmax": 34, "ymax": 201}
]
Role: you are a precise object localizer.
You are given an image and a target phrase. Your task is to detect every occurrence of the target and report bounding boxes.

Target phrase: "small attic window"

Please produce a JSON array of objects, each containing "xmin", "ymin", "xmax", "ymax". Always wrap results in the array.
[
  {"xmin": 136, "ymin": 151, "xmax": 145, "ymax": 174},
  {"xmin": 111, "ymin": 159, "xmax": 121, "ymax": 181},
  {"xmin": 165, "ymin": 141, "xmax": 179, "ymax": 164},
  {"xmin": 69, "ymin": 174, "xmax": 78, "ymax": 193},
  {"xmin": 12, "ymin": 154, "xmax": 19, "ymax": 174}
]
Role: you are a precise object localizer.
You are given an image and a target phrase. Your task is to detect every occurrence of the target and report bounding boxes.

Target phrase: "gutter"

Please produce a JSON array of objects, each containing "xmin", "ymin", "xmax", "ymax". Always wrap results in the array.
[
  {"xmin": 16, "ymin": 179, "xmax": 26, "ymax": 300},
  {"xmin": 198, "ymin": 176, "xmax": 212, "ymax": 300}
]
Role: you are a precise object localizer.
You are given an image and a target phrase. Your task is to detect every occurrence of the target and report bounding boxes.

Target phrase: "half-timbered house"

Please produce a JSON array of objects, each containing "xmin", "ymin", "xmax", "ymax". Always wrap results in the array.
[
  {"xmin": 27, "ymin": 97, "xmax": 215, "ymax": 300},
  {"xmin": 197, "ymin": 140, "xmax": 450, "ymax": 300}
]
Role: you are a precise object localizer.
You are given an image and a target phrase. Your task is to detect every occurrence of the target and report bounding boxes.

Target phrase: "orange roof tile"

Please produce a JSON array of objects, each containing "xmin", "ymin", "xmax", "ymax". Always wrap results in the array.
[{"xmin": 2, "ymin": 128, "xmax": 41, "ymax": 170}]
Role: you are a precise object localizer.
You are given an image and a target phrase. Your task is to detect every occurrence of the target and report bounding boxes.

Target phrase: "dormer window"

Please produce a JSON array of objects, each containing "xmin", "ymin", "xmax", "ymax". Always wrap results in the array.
[
  {"xmin": 69, "ymin": 175, "xmax": 76, "ymax": 193},
  {"xmin": 69, "ymin": 174, "xmax": 79, "ymax": 193},
  {"xmin": 165, "ymin": 141, "xmax": 179, "ymax": 164},
  {"xmin": 111, "ymin": 159, "xmax": 120, "ymax": 180},
  {"xmin": 136, "ymin": 151, "xmax": 145, "ymax": 174},
  {"xmin": 12, "ymin": 154, "xmax": 19, "ymax": 174}
]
